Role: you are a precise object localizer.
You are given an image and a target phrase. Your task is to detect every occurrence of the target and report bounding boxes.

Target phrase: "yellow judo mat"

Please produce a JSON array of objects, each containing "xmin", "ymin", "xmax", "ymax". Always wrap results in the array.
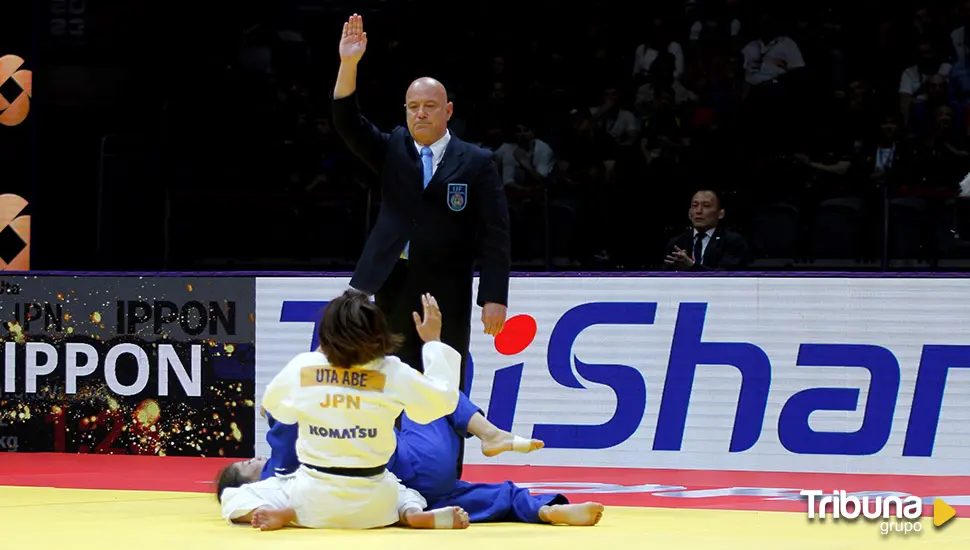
[{"xmin": 3, "ymin": 486, "xmax": 967, "ymax": 549}]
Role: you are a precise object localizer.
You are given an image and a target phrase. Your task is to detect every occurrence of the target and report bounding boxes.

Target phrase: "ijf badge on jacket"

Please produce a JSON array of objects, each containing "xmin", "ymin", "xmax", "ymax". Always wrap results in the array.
[{"xmin": 447, "ymin": 183, "xmax": 467, "ymax": 212}]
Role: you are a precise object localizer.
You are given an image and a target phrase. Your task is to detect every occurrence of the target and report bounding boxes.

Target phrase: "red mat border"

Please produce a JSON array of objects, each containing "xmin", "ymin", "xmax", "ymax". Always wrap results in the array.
[{"xmin": 1, "ymin": 453, "xmax": 966, "ymax": 516}]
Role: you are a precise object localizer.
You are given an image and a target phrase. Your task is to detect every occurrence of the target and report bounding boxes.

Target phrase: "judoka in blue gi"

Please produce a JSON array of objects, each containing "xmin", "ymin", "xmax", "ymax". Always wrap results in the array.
[{"xmin": 218, "ymin": 393, "xmax": 604, "ymax": 528}]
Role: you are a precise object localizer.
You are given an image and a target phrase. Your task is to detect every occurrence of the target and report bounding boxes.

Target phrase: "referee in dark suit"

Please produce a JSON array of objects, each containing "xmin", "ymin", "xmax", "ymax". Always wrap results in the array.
[{"xmin": 330, "ymin": 14, "xmax": 511, "ymax": 434}]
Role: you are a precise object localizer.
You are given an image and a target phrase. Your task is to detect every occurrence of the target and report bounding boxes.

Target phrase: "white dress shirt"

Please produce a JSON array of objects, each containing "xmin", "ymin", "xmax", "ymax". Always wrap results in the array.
[
  {"xmin": 495, "ymin": 140, "xmax": 556, "ymax": 185},
  {"xmin": 899, "ymin": 63, "xmax": 952, "ymax": 98},
  {"xmin": 632, "ymin": 42, "xmax": 685, "ymax": 81},
  {"xmin": 414, "ymin": 130, "xmax": 451, "ymax": 177},
  {"xmin": 742, "ymin": 36, "xmax": 806, "ymax": 86}
]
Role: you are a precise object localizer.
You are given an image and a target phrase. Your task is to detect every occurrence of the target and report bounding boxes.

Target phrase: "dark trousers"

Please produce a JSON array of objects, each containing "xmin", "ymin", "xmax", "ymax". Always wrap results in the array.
[{"xmin": 374, "ymin": 258, "xmax": 473, "ymax": 478}]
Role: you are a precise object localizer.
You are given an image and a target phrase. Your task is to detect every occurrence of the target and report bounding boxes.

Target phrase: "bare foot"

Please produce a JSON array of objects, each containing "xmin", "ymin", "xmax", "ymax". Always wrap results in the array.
[
  {"xmin": 404, "ymin": 506, "xmax": 470, "ymax": 529},
  {"xmin": 481, "ymin": 431, "xmax": 544, "ymax": 457},
  {"xmin": 251, "ymin": 507, "xmax": 295, "ymax": 531},
  {"xmin": 539, "ymin": 503, "xmax": 604, "ymax": 526}
]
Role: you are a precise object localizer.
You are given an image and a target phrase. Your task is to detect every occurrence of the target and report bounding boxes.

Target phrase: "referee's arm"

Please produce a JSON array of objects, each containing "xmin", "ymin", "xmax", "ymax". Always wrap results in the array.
[
  {"xmin": 331, "ymin": 57, "xmax": 389, "ymax": 174},
  {"xmin": 474, "ymin": 158, "xmax": 511, "ymax": 308}
]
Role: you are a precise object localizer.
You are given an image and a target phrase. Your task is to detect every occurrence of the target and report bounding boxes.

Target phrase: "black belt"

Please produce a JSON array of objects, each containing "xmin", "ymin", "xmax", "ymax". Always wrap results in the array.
[{"xmin": 301, "ymin": 463, "xmax": 387, "ymax": 477}]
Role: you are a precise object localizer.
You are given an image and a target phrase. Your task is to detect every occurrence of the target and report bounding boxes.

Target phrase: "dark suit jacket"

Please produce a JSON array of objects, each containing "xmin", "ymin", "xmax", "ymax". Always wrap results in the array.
[
  {"xmin": 332, "ymin": 92, "xmax": 511, "ymax": 307},
  {"xmin": 663, "ymin": 227, "xmax": 750, "ymax": 271}
]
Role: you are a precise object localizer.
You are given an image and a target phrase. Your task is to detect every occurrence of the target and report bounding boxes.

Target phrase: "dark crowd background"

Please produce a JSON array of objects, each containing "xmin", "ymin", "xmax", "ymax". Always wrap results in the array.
[{"xmin": 5, "ymin": 0, "xmax": 970, "ymax": 273}]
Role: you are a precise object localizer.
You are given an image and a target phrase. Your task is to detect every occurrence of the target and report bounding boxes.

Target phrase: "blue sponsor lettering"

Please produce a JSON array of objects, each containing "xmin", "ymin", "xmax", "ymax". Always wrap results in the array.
[
  {"xmin": 488, "ymin": 302, "xmax": 961, "ymax": 456},
  {"xmin": 280, "ymin": 301, "xmax": 329, "ymax": 352},
  {"xmin": 307, "ymin": 424, "xmax": 377, "ymax": 439},
  {"xmin": 283, "ymin": 300, "xmax": 962, "ymax": 457},
  {"xmin": 654, "ymin": 302, "xmax": 770, "ymax": 453},
  {"xmin": 529, "ymin": 302, "xmax": 656, "ymax": 449},
  {"xmin": 777, "ymin": 344, "xmax": 899, "ymax": 455},
  {"xmin": 902, "ymin": 345, "xmax": 970, "ymax": 457}
]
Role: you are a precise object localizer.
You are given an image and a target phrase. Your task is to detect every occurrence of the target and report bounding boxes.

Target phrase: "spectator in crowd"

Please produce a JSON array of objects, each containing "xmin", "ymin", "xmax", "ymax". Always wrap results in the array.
[
  {"xmin": 495, "ymin": 121, "xmax": 556, "ymax": 262},
  {"xmin": 906, "ymin": 3, "xmax": 941, "ymax": 49},
  {"xmin": 553, "ymin": 106, "xmax": 617, "ymax": 264},
  {"xmin": 740, "ymin": 13, "xmax": 806, "ymax": 88},
  {"xmin": 900, "ymin": 39, "xmax": 953, "ymax": 125},
  {"xmin": 949, "ymin": 0, "xmax": 970, "ymax": 101},
  {"xmin": 860, "ymin": 113, "xmax": 907, "ymax": 187},
  {"xmin": 793, "ymin": 134, "xmax": 855, "ymax": 202},
  {"xmin": 909, "ymin": 74, "xmax": 963, "ymax": 135},
  {"xmin": 739, "ymin": 13, "xmax": 807, "ymax": 153},
  {"xmin": 910, "ymin": 104, "xmax": 970, "ymax": 190},
  {"xmin": 591, "ymin": 86, "xmax": 640, "ymax": 149},
  {"xmin": 662, "ymin": 189, "xmax": 749, "ymax": 271},
  {"xmin": 838, "ymin": 78, "xmax": 881, "ymax": 146},
  {"xmin": 951, "ymin": 0, "xmax": 970, "ymax": 64},
  {"xmin": 688, "ymin": 0, "xmax": 743, "ymax": 44},
  {"xmin": 495, "ymin": 122, "xmax": 556, "ymax": 189},
  {"xmin": 639, "ymin": 85, "xmax": 687, "ymax": 170},
  {"xmin": 633, "ymin": 18, "xmax": 685, "ymax": 85},
  {"xmin": 635, "ymin": 51, "xmax": 698, "ymax": 114}
]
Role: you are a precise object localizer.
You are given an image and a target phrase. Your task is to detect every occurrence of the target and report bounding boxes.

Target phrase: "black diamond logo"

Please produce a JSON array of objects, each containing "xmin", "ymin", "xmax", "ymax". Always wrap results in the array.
[
  {"xmin": 0, "ymin": 77, "xmax": 23, "ymax": 107},
  {"xmin": 0, "ymin": 225, "xmax": 26, "ymax": 264}
]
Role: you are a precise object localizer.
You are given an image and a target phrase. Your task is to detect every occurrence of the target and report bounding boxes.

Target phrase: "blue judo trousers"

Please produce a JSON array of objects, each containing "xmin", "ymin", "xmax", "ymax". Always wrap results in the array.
[{"xmin": 260, "ymin": 393, "xmax": 568, "ymax": 523}]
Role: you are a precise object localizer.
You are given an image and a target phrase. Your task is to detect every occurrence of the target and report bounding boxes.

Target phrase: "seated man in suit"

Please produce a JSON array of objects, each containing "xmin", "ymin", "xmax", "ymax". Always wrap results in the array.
[{"xmin": 663, "ymin": 189, "xmax": 750, "ymax": 270}]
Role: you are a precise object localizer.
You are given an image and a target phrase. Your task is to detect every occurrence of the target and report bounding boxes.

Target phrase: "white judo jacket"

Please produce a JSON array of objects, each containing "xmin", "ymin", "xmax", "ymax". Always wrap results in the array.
[{"xmin": 261, "ymin": 340, "xmax": 461, "ymax": 471}]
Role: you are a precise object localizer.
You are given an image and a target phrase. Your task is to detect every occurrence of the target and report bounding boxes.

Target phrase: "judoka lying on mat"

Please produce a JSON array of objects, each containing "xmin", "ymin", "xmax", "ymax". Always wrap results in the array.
[
  {"xmin": 217, "ymin": 453, "xmax": 470, "ymax": 530},
  {"xmin": 217, "ymin": 392, "xmax": 604, "ymax": 530}
]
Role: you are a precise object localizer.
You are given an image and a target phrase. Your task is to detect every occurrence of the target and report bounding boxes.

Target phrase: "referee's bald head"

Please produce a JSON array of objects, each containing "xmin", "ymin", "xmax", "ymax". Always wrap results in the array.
[{"xmin": 405, "ymin": 77, "xmax": 453, "ymax": 146}]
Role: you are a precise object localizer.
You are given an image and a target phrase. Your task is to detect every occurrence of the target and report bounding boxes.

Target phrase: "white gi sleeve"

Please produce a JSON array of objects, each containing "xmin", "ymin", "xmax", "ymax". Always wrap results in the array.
[
  {"xmin": 220, "ymin": 477, "xmax": 292, "ymax": 523},
  {"xmin": 392, "ymin": 341, "xmax": 461, "ymax": 424},
  {"xmin": 394, "ymin": 475, "xmax": 427, "ymax": 515},
  {"xmin": 262, "ymin": 356, "xmax": 301, "ymax": 425}
]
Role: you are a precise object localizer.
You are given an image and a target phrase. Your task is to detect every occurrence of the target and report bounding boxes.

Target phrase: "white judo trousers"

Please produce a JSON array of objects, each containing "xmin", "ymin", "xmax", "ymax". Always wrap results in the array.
[
  {"xmin": 261, "ymin": 340, "xmax": 461, "ymax": 529},
  {"xmin": 220, "ymin": 472, "xmax": 428, "ymax": 525}
]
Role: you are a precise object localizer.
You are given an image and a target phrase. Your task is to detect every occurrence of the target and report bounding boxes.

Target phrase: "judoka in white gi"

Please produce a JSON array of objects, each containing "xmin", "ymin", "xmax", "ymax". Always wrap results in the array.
[
  {"xmin": 217, "ymin": 461, "xmax": 469, "ymax": 530},
  {"xmin": 259, "ymin": 290, "xmax": 461, "ymax": 529}
]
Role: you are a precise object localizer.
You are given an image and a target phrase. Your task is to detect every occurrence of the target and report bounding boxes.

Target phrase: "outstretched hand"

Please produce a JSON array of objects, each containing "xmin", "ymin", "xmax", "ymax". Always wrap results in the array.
[
  {"xmin": 339, "ymin": 13, "xmax": 367, "ymax": 63},
  {"xmin": 412, "ymin": 293, "xmax": 442, "ymax": 343}
]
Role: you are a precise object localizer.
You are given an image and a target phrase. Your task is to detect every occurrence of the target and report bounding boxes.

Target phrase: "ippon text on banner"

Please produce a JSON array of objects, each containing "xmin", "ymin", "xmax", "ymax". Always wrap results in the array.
[{"xmin": 0, "ymin": 276, "xmax": 257, "ymax": 457}]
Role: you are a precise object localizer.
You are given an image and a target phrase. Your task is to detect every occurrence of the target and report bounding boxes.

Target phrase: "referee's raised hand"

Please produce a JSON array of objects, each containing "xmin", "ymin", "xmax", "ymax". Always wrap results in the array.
[{"xmin": 339, "ymin": 13, "xmax": 367, "ymax": 64}]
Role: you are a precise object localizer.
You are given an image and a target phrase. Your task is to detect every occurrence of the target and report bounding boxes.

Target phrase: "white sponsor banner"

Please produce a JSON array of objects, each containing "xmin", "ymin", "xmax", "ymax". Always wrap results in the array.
[{"xmin": 255, "ymin": 276, "xmax": 970, "ymax": 475}]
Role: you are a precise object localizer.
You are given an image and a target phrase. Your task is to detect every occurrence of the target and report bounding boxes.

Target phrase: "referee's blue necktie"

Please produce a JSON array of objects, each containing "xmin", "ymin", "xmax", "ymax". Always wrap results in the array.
[{"xmin": 402, "ymin": 146, "xmax": 434, "ymax": 260}]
